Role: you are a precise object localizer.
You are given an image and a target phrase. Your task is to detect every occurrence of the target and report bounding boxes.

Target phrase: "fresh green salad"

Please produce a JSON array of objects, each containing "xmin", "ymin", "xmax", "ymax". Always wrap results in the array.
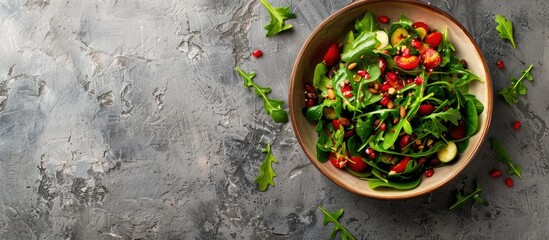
[{"xmin": 303, "ymin": 12, "xmax": 484, "ymax": 190}]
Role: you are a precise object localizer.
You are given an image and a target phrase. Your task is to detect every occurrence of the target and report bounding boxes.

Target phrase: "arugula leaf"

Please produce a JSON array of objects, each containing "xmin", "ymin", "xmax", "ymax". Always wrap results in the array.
[
  {"xmin": 449, "ymin": 181, "xmax": 484, "ymax": 210},
  {"xmin": 490, "ymin": 138, "xmax": 523, "ymax": 178},
  {"xmin": 318, "ymin": 207, "xmax": 357, "ymax": 240},
  {"xmin": 499, "ymin": 64, "xmax": 534, "ymax": 106},
  {"xmin": 259, "ymin": 0, "xmax": 296, "ymax": 37},
  {"xmin": 235, "ymin": 67, "xmax": 288, "ymax": 123},
  {"xmin": 255, "ymin": 143, "xmax": 278, "ymax": 191},
  {"xmin": 421, "ymin": 108, "xmax": 461, "ymax": 126},
  {"xmin": 355, "ymin": 11, "xmax": 379, "ymax": 33},
  {"xmin": 495, "ymin": 14, "xmax": 516, "ymax": 48}
]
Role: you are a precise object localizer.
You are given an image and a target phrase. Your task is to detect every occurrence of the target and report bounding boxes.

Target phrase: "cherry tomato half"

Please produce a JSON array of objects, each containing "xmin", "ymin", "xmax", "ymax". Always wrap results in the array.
[
  {"xmin": 424, "ymin": 32, "xmax": 443, "ymax": 49},
  {"xmin": 420, "ymin": 48, "xmax": 441, "ymax": 69},
  {"xmin": 395, "ymin": 55, "xmax": 420, "ymax": 70},
  {"xmin": 390, "ymin": 156, "xmax": 411, "ymax": 174},
  {"xmin": 348, "ymin": 156, "xmax": 368, "ymax": 172},
  {"xmin": 329, "ymin": 153, "xmax": 347, "ymax": 169}
]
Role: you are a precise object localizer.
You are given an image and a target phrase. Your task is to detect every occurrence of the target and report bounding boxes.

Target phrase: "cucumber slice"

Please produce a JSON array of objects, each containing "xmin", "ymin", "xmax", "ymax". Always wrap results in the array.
[
  {"xmin": 437, "ymin": 142, "xmax": 458, "ymax": 163},
  {"xmin": 375, "ymin": 31, "xmax": 389, "ymax": 50}
]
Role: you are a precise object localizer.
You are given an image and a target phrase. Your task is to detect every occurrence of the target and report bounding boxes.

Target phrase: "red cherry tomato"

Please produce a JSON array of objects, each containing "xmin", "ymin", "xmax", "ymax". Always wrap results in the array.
[
  {"xmin": 418, "ymin": 104, "xmax": 435, "ymax": 116},
  {"xmin": 395, "ymin": 55, "xmax": 420, "ymax": 70},
  {"xmin": 329, "ymin": 153, "xmax": 347, "ymax": 169},
  {"xmin": 348, "ymin": 156, "xmax": 368, "ymax": 172},
  {"xmin": 390, "ymin": 156, "xmax": 411, "ymax": 173},
  {"xmin": 424, "ymin": 32, "xmax": 443, "ymax": 49},
  {"xmin": 450, "ymin": 122, "xmax": 466, "ymax": 140},
  {"xmin": 412, "ymin": 21, "xmax": 430, "ymax": 33},
  {"xmin": 323, "ymin": 43, "xmax": 340, "ymax": 67},
  {"xmin": 420, "ymin": 48, "xmax": 441, "ymax": 69}
]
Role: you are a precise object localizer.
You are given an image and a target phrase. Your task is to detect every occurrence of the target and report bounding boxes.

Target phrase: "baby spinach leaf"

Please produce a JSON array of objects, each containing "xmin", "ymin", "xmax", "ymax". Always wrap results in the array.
[
  {"xmin": 449, "ymin": 181, "xmax": 484, "ymax": 210},
  {"xmin": 499, "ymin": 64, "xmax": 534, "ymax": 106},
  {"xmin": 355, "ymin": 11, "xmax": 379, "ymax": 33},
  {"xmin": 368, "ymin": 177, "xmax": 421, "ymax": 190},
  {"xmin": 306, "ymin": 104, "xmax": 324, "ymax": 122},
  {"xmin": 342, "ymin": 31, "xmax": 355, "ymax": 53},
  {"xmin": 255, "ymin": 144, "xmax": 278, "ymax": 191},
  {"xmin": 464, "ymin": 100, "xmax": 478, "ymax": 137},
  {"xmin": 495, "ymin": 14, "xmax": 516, "ymax": 48},
  {"xmin": 235, "ymin": 67, "xmax": 288, "ymax": 123},
  {"xmin": 259, "ymin": 0, "xmax": 296, "ymax": 37},
  {"xmin": 313, "ymin": 63, "xmax": 328, "ymax": 89},
  {"xmin": 347, "ymin": 135, "xmax": 361, "ymax": 157},
  {"xmin": 456, "ymin": 138, "xmax": 470, "ymax": 153},
  {"xmin": 464, "ymin": 94, "xmax": 484, "ymax": 114},
  {"xmin": 356, "ymin": 117, "xmax": 374, "ymax": 142},
  {"xmin": 490, "ymin": 138, "xmax": 522, "ymax": 178},
  {"xmin": 318, "ymin": 207, "xmax": 357, "ymax": 240}
]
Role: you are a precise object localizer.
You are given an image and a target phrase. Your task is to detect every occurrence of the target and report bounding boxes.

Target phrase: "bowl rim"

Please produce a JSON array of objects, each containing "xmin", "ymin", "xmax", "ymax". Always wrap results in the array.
[{"xmin": 289, "ymin": 0, "xmax": 493, "ymax": 199}]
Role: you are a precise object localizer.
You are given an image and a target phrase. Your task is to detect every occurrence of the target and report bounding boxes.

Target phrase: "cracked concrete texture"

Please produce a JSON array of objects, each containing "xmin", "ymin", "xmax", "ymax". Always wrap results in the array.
[{"xmin": 0, "ymin": 0, "xmax": 547, "ymax": 239}]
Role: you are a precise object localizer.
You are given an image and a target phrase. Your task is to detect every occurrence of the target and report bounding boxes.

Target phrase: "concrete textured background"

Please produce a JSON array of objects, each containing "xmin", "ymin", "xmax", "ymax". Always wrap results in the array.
[{"xmin": 0, "ymin": 0, "xmax": 547, "ymax": 239}]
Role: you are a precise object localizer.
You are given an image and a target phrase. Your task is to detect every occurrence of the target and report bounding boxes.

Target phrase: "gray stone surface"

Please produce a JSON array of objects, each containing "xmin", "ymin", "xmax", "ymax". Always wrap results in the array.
[{"xmin": 0, "ymin": 0, "xmax": 547, "ymax": 239}]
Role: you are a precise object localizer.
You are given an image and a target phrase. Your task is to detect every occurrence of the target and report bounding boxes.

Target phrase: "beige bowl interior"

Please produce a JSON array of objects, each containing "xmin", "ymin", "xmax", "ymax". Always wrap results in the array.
[{"xmin": 289, "ymin": 0, "xmax": 493, "ymax": 199}]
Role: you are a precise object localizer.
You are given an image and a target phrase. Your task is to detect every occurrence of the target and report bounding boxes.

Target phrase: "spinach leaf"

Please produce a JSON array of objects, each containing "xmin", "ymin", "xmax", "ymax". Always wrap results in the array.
[
  {"xmin": 356, "ymin": 117, "xmax": 374, "ymax": 143},
  {"xmin": 259, "ymin": 0, "xmax": 296, "ymax": 37},
  {"xmin": 464, "ymin": 94, "xmax": 484, "ymax": 114},
  {"xmin": 368, "ymin": 177, "xmax": 421, "ymax": 190},
  {"xmin": 464, "ymin": 100, "xmax": 478, "ymax": 137},
  {"xmin": 313, "ymin": 63, "xmax": 328, "ymax": 89},
  {"xmin": 355, "ymin": 11, "xmax": 379, "ymax": 33},
  {"xmin": 306, "ymin": 104, "xmax": 324, "ymax": 122}
]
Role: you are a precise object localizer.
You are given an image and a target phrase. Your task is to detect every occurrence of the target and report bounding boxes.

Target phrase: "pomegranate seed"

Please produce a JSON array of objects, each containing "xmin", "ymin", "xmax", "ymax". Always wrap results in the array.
[
  {"xmin": 305, "ymin": 84, "xmax": 315, "ymax": 93},
  {"xmin": 380, "ymin": 84, "xmax": 390, "ymax": 93},
  {"xmin": 380, "ymin": 96, "xmax": 390, "ymax": 106},
  {"xmin": 357, "ymin": 70, "xmax": 367, "ymax": 77},
  {"xmin": 406, "ymin": 78, "xmax": 414, "ymax": 84},
  {"xmin": 364, "ymin": 73, "xmax": 371, "ymax": 79},
  {"xmin": 402, "ymin": 47, "xmax": 410, "ymax": 57},
  {"xmin": 430, "ymin": 158, "xmax": 440, "ymax": 165},
  {"xmin": 305, "ymin": 99, "xmax": 315, "ymax": 107},
  {"xmin": 252, "ymin": 50, "xmax": 263, "ymax": 58},
  {"xmin": 414, "ymin": 76, "xmax": 424, "ymax": 85},
  {"xmin": 496, "ymin": 60, "xmax": 505, "ymax": 69},
  {"xmin": 378, "ymin": 15, "xmax": 389, "ymax": 23},
  {"xmin": 418, "ymin": 157, "xmax": 427, "ymax": 165},
  {"xmin": 365, "ymin": 147, "xmax": 374, "ymax": 155},
  {"xmin": 424, "ymin": 169, "xmax": 434, "ymax": 177},
  {"xmin": 512, "ymin": 120, "xmax": 522, "ymax": 130},
  {"xmin": 505, "ymin": 177, "xmax": 514, "ymax": 188},
  {"xmin": 489, "ymin": 169, "xmax": 502, "ymax": 178},
  {"xmin": 411, "ymin": 39, "xmax": 422, "ymax": 48},
  {"xmin": 379, "ymin": 123, "xmax": 387, "ymax": 131},
  {"xmin": 369, "ymin": 152, "xmax": 376, "ymax": 159},
  {"xmin": 386, "ymin": 72, "xmax": 398, "ymax": 81}
]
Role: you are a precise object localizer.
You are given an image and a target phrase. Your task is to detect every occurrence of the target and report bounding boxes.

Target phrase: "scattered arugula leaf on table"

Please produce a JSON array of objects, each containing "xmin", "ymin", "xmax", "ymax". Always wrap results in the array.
[
  {"xmin": 449, "ymin": 181, "xmax": 484, "ymax": 210},
  {"xmin": 255, "ymin": 143, "xmax": 278, "ymax": 191},
  {"xmin": 235, "ymin": 66, "xmax": 288, "ymax": 123},
  {"xmin": 259, "ymin": 0, "xmax": 296, "ymax": 37},
  {"xmin": 499, "ymin": 64, "xmax": 534, "ymax": 106},
  {"xmin": 318, "ymin": 207, "xmax": 357, "ymax": 240},
  {"xmin": 495, "ymin": 14, "xmax": 516, "ymax": 48},
  {"xmin": 490, "ymin": 138, "xmax": 523, "ymax": 178}
]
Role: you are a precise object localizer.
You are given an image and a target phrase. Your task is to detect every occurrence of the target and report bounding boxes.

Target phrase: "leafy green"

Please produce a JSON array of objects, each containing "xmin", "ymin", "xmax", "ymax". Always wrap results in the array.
[
  {"xmin": 495, "ymin": 14, "xmax": 516, "ymax": 48},
  {"xmin": 490, "ymin": 138, "xmax": 522, "ymax": 178},
  {"xmin": 318, "ymin": 207, "xmax": 357, "ymax": 240},
  {"xmin": 499, "ymin": 64, "xmax": 534, "ymax": 106},
  {"xmin": 255, "ymin": 144, "xmax": 278, "ymax": 191},
  {"xmin": 368, "ymin": 178, "xmax": 421, "ymax": 190},
  {"xmin": 421, "ymin": 108, "xmax": 461, "ymax": 126},
  {"xmin": 464, "ymin": 100, "xmax": 478, "ymax": 137},
  {"xmin": 313, "ymin": 63, "xmax": 328, "ymax": 89},
  {"xmin": 235, "ymin": 66, "xmax": 288, "ymax": 123},
  {"xmin": 259, "ymin": 0, "xmax": 296, "ymax": 37},
  {"xmin": 355, "ymin": 11, "xmax": 379, "ymax": 33},
  {"xmin": 449, "ymin": 181, "xmax": 484, "ymax": 210}
]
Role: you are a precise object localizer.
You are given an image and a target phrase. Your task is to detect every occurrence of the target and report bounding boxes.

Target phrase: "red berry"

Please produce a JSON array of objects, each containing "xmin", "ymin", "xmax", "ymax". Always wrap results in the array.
[
  {"xmin": 497, "ymin": 60, "xmax": 505, "ymax": 69},
  {"xmin": 505, "ymin": 177, "xmax": 514, "ymax": 188},
  {"xmin": 378, "ymin": 15, "xmax": 389, "ymax": 23},
  {"xmin": 512, "ymin": 120, "xmax": 522, "ymax": 130},
  {"xmin": 424, "ymin": 169, "xmax": 434, "ymax": 177},
  {"xmin": 252, "ymin": 50, "xmax": 263, "ymax": 58},
  {"xmin": 414, "ymin": 76, "xmax": 424, "ymax": 85},
  {"xmin": 490, "ymin": 169, "xmax": 502, "ymax": 178}
]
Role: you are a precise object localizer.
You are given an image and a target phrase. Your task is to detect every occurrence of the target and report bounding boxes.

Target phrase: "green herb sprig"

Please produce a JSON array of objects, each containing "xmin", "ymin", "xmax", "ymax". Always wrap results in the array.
[
  {"xmin": 449, "ymin": 181, "xmax": 484, "ymax": 210},
  {"xmin": 235, "ymin": 66, "xmax": 288, "ymax": 123},
  {"xmin": 259, "ymin": 0, "xmax": 296, "ymax": 37},
  {"xmin": 490, "ymin": 138, "xmax": 522, "ymax": 178},
  {"xmin": 495, "ymin": 14, "xmax": 516, "ymax": 48},
  {"xmin": 318, "ymin": 207, "xmax": 357, "ymax": 240},
  {"xmin": 499, "ymin": 64, "xmax": 534, "ymax": 106},
  {"xmin": 255, "ymin": 143, "xmax": 279, "ymax": 191}
]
